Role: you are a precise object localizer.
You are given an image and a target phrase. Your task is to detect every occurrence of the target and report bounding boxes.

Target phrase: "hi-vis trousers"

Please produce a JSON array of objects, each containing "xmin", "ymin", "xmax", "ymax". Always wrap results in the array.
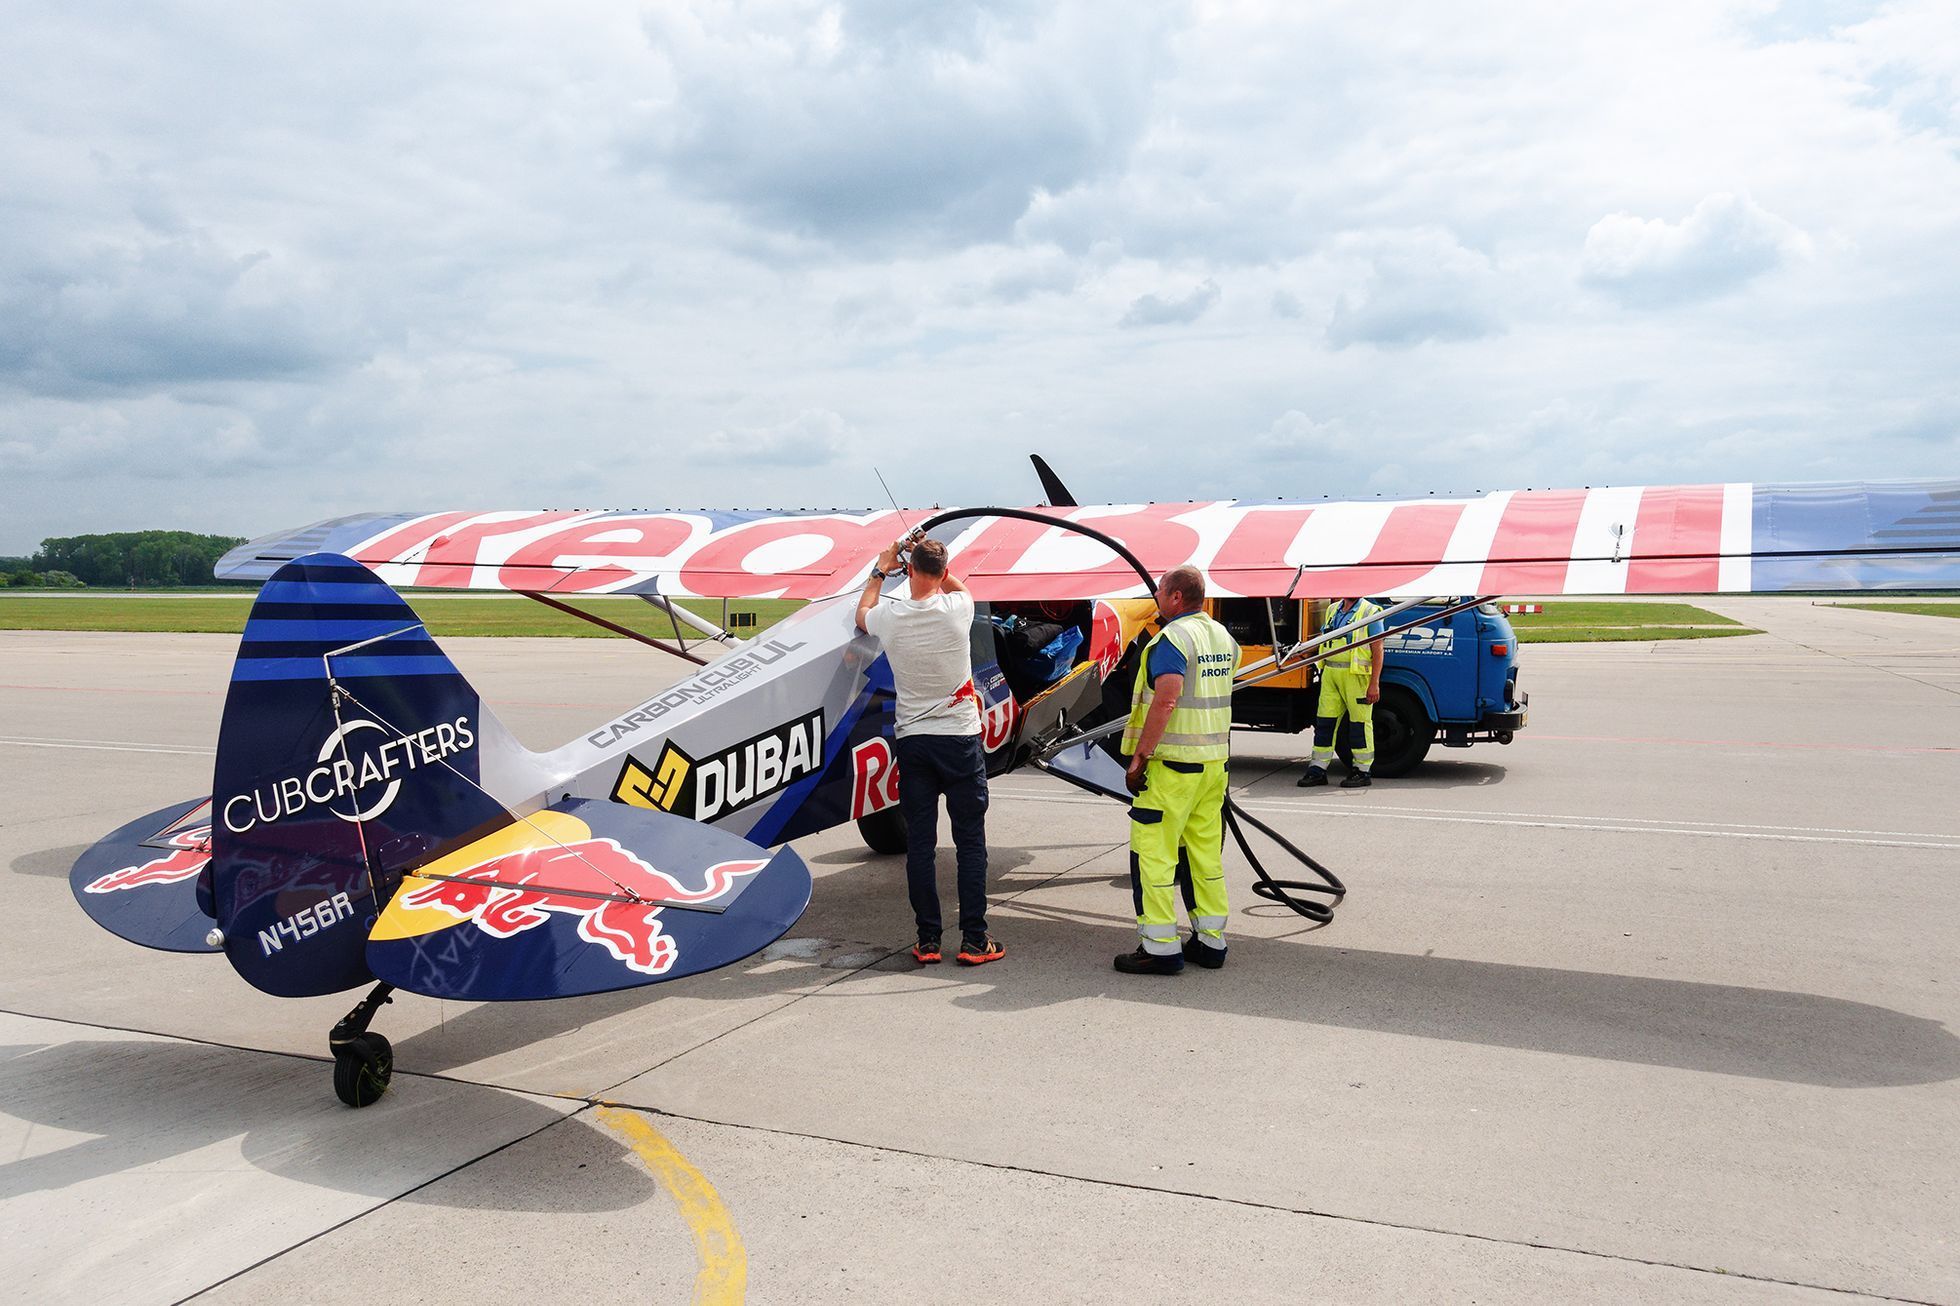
[
  {"xmin": 1311, "ymin": 668, "xmax": 1375, "ymax": 771},
  {"xmin": 1129, "ymin": 758, "xmax": 1229, "ymax": 956}
]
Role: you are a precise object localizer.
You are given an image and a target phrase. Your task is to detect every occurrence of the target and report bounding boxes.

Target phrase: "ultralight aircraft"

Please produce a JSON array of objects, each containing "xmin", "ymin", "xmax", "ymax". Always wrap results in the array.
[{"xmin": 69, "ymin": 464, "xmax": 1960, "ymax": 1104}]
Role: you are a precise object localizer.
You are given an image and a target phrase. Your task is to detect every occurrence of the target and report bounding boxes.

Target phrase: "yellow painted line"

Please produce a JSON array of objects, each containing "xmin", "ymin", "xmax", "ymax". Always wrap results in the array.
[{"xmin": 594, "ymin": 1105, "xmax": 747, "ymax": 1304}]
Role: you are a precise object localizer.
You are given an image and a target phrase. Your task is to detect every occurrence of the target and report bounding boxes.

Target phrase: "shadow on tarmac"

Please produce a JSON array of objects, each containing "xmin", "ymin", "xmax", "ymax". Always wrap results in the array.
[
  {"xmin": 0, "ymin": 1039, "xmax": 654, "ymax": 1207},
  {"xmin": 1231, "ymin": 756, "xmax": 1511, "ymax": 792},
  {"xmin": 376, "ymin": 856, "xmax": 1960, "ymax": 1094},
  {"xmin": 11, "ymin": 844, "xmax": 88, "ymax": 878},
  {"xmin": 934, "ymin": 900, "xmax": 1960, "ymax": 1089}
]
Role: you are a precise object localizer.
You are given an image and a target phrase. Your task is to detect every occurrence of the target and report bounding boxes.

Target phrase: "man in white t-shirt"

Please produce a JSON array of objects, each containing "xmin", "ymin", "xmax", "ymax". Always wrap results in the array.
[{"xmin": 856, "ymin": 531, "xmax": 1005, "ymax": 967}]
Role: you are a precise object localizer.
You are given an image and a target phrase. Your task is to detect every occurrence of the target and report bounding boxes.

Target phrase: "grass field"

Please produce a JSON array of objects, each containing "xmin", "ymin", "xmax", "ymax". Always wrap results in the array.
[
  {"xmin": 0, "ymin": 593, "xmax": 802, "ymax": 639},
  {"xmin": 1825, "ymin": 602, "xmax": 1960, "ymax": 620},
  {"xmin": 1504, "ymin": 601, "xmax": 1756, "ymax": 642}
]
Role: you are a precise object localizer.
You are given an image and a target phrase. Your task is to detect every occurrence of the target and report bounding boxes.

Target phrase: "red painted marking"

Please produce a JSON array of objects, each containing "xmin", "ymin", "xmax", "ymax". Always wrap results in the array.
[
  {"xmin": 957, "ymin": 504, "xmax": 1200, "ymax": 598},
  {"xmin": 1210, "ymin": 507, "xmax": 1314, "ymax": 593},
  {"xmin": 401, "ymin": 512, "xmax": 589, "ymax": 588},
  {"xmin": 1626, "ymin": 484, "xmax": 1725, "ymax": 593},
  {"xmin": 1480, "ymin": 490, "xmax": 1590, "ymax": 593},
  {"xmin": 497, "ymin": 515, "xmax": 697, "ymax": 592},
  {"xmin": 680, "ymin": 512, "xmax": 900, "ymax": 599},
  {"xmin": 352, "ymin": 511, "xmax": 476, "ymax": 567},
  {"xmin": 1292, "ymin": 502, "xmax": 1468, "ymax": 597}
]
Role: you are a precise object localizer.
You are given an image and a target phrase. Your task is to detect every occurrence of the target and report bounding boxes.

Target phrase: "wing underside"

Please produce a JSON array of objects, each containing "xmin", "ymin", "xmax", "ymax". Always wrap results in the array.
[{"xmin": 216, "ymin": 480, "xmax": 1960, "ymax": 600}]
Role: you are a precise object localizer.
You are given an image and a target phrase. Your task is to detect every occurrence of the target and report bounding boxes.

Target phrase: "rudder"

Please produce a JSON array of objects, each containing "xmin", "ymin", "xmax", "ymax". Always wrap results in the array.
[{"xmin": 209, "ymin": 553, "xmax": 530, "ymax": 996}]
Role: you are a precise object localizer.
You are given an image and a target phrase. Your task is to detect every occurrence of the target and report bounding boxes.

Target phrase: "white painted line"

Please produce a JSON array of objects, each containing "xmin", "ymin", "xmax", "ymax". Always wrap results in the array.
[
  {"xmin": 989, "ymin": 785, "xmax": 1960, "ymax": 851},
  {"xmin": 0, "ymin": 736, "xmax": 213, "ymax": 756}
]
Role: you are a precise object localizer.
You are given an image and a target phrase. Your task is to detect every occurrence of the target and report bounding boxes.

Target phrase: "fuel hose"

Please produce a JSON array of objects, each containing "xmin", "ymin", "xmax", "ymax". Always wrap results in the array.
[{"xmin": 908, "ymin": 505, "xmax": 1348, "ymax": 925}]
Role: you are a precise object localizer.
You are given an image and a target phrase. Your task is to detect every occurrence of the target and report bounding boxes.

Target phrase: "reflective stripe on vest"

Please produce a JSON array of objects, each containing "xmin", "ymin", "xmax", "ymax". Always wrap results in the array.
[
  {"xmin": 1121, "ymin": 614, "xmax": 1240, "ymax": 762},
  {"xmin": 1322, "ymin": 598, "xmax": 1385, "ymax": 674}
]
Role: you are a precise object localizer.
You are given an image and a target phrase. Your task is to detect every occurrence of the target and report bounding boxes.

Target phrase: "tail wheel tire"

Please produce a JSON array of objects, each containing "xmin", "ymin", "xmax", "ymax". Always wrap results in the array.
[
  {"xmin": 1333, "ymin": 685, "xmax": 1435, "ymax": 778},
  {"xmin": 333, "ymin": 1032, "xmax": 393, "ymax": 1108},
  {"xmin": 857, "ymin": 808, "xmax": 908, "ymax": 855}
]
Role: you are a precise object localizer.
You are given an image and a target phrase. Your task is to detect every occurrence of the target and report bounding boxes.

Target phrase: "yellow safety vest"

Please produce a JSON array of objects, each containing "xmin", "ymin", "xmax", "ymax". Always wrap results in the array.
[
  {"xmin": 1121, "ymin": 613, "xmax": 1240, "ymax": 762},
  {"xmin": 1321, "ymin": 597, "xmax": 1385, "ymax": 675}
]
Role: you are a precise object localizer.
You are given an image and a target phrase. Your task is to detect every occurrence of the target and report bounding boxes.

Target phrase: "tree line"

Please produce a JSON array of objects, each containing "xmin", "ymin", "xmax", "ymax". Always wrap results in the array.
[{"xmin": 1, "ymin": 531, "xmax": 250, "ymax": 589}]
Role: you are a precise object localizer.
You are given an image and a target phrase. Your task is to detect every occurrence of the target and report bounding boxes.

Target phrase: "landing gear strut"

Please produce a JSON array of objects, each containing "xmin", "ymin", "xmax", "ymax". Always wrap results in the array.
[{"xmin": 330, "ymin": 982, "xmax": 395, "ymax": 1107}]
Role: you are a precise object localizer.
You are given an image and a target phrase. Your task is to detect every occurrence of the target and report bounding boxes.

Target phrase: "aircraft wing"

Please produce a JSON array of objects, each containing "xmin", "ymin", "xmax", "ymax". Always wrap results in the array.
[{"xmin": 215, "ymin": 479, "xmax": 1960, "ymax": 600}]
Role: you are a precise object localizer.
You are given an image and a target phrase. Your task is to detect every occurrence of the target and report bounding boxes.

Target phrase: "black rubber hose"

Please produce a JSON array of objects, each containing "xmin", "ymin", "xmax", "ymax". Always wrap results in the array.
[
  {"xmin": 1225, "ymin": 800, "xmax": 1347, "ymax": 924},
  {"xmin": 911, "ymin": 504, "xmax": 1350, "ymax": 925}
]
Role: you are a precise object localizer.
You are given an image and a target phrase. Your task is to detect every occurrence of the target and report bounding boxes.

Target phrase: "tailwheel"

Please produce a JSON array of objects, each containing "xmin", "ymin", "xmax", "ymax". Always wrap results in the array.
[
  {"xmin": 332, "ymin": 1032, "xmax": 393, "ymax": 1108},
  {"xmin": 329, "ymin": 981, "xmax": 396, "ymax": 1108}
]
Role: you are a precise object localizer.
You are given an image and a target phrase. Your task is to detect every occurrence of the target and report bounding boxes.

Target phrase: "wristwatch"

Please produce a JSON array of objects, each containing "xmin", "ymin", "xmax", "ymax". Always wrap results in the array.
[{"xmin": 871, "ymin": 566, "xmax": 891, "ymax": 580}]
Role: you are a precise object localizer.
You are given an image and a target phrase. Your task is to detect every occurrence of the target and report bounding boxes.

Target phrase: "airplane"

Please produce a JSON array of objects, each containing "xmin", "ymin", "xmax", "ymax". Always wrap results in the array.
[{"xmin": 68, "ymin": 467, "xmax": 1960, "ymax": 1105}]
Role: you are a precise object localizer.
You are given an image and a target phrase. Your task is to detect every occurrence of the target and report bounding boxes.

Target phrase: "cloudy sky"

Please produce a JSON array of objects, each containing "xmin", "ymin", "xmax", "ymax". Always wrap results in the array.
[{"xmin": 2, "ymin": 0, "xmax": 1956, "ymax": 551}]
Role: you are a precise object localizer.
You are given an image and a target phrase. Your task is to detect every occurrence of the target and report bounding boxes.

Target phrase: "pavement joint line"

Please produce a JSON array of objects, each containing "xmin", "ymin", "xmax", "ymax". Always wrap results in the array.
[
  {"xmin": 175, "ymin": 1104, "xmax": 600, "ymax": 1304},
  {"xmin": 987, "ymin": 787, "xmax": 1960, "ymax": 850},
  {"xmin": 1742, "ymin": 625, "xmax": 1960, "ymax": 703},
  {"xmin": 590, "ymin": 1103, "xmax": 1942, "ymax": 1306},
  {"xmin": 0, "ymin": 735, "xmax": 215, "ymax": 756}
]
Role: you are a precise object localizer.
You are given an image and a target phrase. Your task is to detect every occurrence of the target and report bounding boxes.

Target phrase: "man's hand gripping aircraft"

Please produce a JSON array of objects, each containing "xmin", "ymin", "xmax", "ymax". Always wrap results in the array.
[{"xmin": 68, "ymin": 464, "xmax": 1960, "ymax": 1105}]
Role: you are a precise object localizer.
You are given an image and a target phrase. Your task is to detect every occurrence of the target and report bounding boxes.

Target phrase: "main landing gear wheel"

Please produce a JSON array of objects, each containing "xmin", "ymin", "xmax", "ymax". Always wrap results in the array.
[
  {"xmin": 332, "ymin": 1032, "xmax": 393, "ymax": 1108},
  {"xmin": 329, "ymin": 981, "xmax": 396, "ymax": 1108},
  {"xmin": 857, "ymin": 808, "xmax": 908, "ymax": 855}
]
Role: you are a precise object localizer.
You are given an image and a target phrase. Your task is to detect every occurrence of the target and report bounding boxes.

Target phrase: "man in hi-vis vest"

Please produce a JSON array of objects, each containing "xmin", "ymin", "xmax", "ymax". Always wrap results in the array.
[
  {"xmin": 1299, "ymin": 595, "xmax": 1386, "ymax": 789},
  {"xmin": 1117, "ymin": 566, "xmax": 1241, "ymax": 976}
]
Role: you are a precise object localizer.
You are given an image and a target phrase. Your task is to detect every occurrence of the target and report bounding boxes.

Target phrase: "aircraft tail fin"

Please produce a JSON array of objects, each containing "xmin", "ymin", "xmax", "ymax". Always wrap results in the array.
[{"xmin": 208, "ymin": 553, "xmax": 536, "ymax": 996}]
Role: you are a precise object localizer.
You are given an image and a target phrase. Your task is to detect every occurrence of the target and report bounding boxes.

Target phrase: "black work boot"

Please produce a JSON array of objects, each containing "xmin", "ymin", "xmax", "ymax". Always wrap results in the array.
[
  {"xmin": 1297, "ymin": 766, "xmax": 1329, "ymax": 788},
  {"xmin": 1341, "ymin": 769, "xmax": 1372, "ymax": 788},
  {"xmin": 1182, "ymin": 936, "xmax": 1226, "ymax": 969},
  {"xmin": 1113, "ymin": 947, "xmax": 1184, "ymax": 976}
]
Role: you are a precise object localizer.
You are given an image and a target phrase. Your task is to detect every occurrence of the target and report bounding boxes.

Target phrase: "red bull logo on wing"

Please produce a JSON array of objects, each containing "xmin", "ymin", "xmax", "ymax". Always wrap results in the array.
[
  {"xmin": 395, "ymin": 838, "xmax": 766, "ymax": 974},
  {"xmin": 85, "ymin": 825, "xmax": 212, "ymax": 894}
]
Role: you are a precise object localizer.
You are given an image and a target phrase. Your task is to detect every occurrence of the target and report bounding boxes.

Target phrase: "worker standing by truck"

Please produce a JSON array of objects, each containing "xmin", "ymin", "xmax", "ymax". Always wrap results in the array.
[{"xmin": 1299, "ymin": 595, "xmax": 1386, "ymax": 789}]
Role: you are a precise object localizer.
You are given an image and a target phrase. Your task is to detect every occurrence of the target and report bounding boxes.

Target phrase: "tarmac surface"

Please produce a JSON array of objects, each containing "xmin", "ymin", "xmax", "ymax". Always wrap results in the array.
[{"xmin": 1, "ymin": 596, "xmax": 1955, "ymax": 1304}]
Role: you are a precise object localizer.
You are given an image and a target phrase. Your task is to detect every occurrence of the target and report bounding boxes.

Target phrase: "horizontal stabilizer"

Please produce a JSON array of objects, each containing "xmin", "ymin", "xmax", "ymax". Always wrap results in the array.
[
  {"xmin": 69, "ymin": 799, "xmax": 223, "ymax": 954},
  {"xmin": 366, "ymin": 797, "xmax": 812, "ymax": 1001}
]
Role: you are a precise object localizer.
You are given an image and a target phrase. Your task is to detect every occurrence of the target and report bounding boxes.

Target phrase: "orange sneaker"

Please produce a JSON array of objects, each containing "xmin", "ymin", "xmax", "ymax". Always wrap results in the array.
[
  {"xmin": 956, "ymin": 937, "xmax": 1005, "ymax": 966},
  {"xmin": 911, "ymin": 936, "xmax": 942, "ymax": 965}
]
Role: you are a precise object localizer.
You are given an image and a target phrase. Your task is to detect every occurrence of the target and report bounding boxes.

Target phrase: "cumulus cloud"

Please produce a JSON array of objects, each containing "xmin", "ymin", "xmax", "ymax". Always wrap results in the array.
[
  {"xmin": 696, "ymin": 409, "xmax": 851, "ymax": 467},
  {"xmin": 1325, "ymin": 230, "xmax": 1504, "ymax": 349},
  {"xmin": 632, "ymin": 0, "xmax": 1175, "ymax": 248},
  {"xmin": 1120, "ymin": 278, "xmax": 1219, "ymax": 327},
  {"xmin": 1581, "ymin": 192, "xmax": 1813, "ymax": 307},
  {"xmin": 0, "ymin": 232, "xmax": 364, "ymax": 396},
  {"xmin": 1250, "ymin": 410, "xmax": 1349, "ymax": 462}
]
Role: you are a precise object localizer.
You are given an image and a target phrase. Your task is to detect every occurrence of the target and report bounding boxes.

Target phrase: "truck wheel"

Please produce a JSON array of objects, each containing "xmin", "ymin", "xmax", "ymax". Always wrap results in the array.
[
  {"xmin": 1334, "ymin": 686, "xmax": 1435, "ymax": 778},
  {"xmin": 857, "ymin": 808, "xmax": 908, "ymax": 855}
]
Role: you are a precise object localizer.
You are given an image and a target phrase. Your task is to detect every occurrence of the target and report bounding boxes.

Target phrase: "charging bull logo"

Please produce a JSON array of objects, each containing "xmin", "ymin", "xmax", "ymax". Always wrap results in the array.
[
  {"xmin": 395, "ymin": 840, "xmax": 766, "ymax": 975},
  {"xmin": 84, "ymin": 825, "xmax": 212, "ymax": 894}
]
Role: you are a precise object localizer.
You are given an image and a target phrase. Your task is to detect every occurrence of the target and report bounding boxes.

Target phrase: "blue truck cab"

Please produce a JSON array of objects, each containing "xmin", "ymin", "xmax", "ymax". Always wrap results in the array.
[{"xmin": 1213, "ymin": 597, "xmax": 1529, "ymax": 777}]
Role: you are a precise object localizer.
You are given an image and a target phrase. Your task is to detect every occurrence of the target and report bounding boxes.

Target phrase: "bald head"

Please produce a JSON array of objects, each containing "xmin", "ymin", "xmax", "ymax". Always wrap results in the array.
[{"xmin": 1156, "ymin": 565, "xmax": 1207, "ymax": 618}]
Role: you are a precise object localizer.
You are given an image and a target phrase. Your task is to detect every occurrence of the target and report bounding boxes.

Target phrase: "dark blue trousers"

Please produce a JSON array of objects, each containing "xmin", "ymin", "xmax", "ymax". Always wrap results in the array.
[{"xmin": 894, "ymin": 732, "xmax": 990, "ymax": 941}]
